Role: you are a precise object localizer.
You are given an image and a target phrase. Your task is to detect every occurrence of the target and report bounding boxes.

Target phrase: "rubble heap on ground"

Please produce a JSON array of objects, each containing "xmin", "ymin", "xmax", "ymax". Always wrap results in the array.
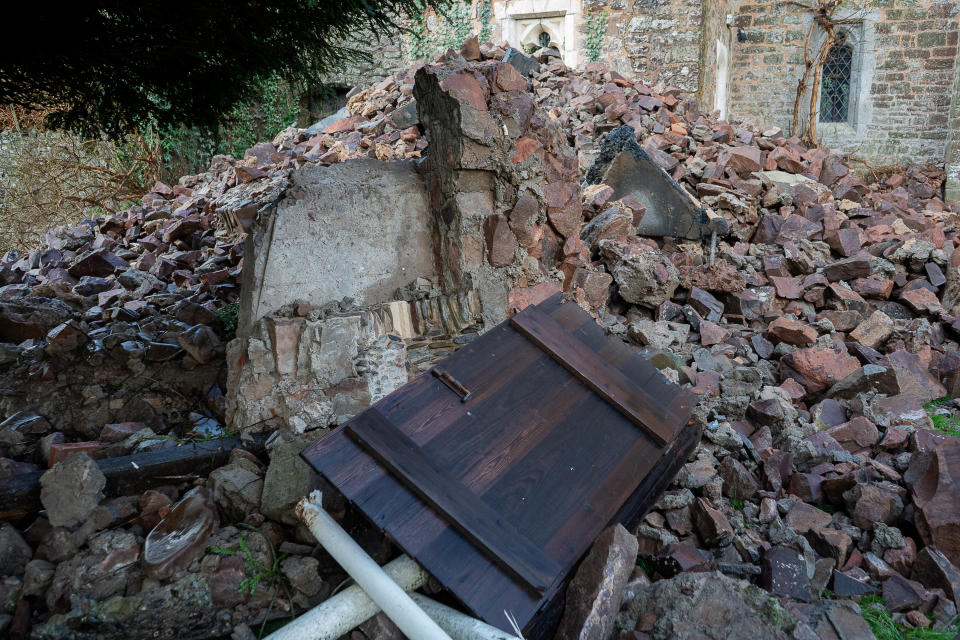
[{"xmin": 1, "ymin": 37, "xmax": 960, "ymax": 640}]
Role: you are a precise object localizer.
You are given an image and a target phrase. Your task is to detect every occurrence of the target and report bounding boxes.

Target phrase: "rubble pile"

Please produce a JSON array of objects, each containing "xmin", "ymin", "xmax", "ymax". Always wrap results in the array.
[
  {"xmin": 1, "ymin": 36, "xmax": 960, "ymax": 640},
  {"xmin": 0, "ymin": 193, "xmax": 247, "ymax": 470}
]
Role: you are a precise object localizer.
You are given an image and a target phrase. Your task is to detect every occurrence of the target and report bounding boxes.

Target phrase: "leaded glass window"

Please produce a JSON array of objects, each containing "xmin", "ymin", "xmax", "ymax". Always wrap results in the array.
[{"xmin": 820, "ymin": 35, "xmax": 853, "ymax": 123}]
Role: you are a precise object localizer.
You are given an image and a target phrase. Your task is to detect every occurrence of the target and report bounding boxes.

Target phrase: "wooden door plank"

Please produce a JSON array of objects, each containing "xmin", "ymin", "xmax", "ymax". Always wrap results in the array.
[
  {"xmin": 510, "ymin": 306, "xmax": 673, "ymax": 445},
  {"xmin": 487, "ymin": 393, "xmax": 642, "ymax": 550},
  {"xmin": 304, "ymin": 322, "xmax": 539, "ymax": 500},
  {"xmin": 301, "ymin": 295, "xmax": 699, "ymax": 634},
  {"xmin": 344, "ymin": 407, "xmax": 561, "ymax": 595},
  {"xmin": 424, "ymin": 356, "xmax": 583, "ymax": 491},
  {"xmin": 546, "ymin": 296, "xmax": 694, "ymax": 430},
  {"xmin": 542, "ymin": 425, "xmax": 661, "ymax": 559},
  {"xmin": 327, "ymin": 327, "xmax": 549, "ymax": 502},
  {"xmin": 309, "ymin": 434, "xmax": 543, "ymax": 627},
  {"xmin": 611, "ymin": 417, "xmax": 702, "ymax": 532}
]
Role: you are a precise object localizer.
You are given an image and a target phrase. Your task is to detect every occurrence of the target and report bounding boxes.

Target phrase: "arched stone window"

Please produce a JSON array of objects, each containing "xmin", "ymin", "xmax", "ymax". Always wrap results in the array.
[
  {"xmin": 517, "ymin": 19, "xmax": 562, "ymax": 53},
  {"xmin": 499, "ymin": 0, "xmax": 579, "ymax": 66},
  {"xmin": 819, "ymin": 33, "xmax": 854, "ymax": 123},
  {"xmin": 803, "ymin": 11, "xmax": 877, "ymax": 151}
]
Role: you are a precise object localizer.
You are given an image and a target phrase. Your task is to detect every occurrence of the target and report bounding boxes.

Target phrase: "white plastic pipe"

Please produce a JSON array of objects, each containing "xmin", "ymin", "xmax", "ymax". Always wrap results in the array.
[
  {"xmin": 411, "ymin": 594, "xmax": 521, "ymax": 640},
  {"xmin": 264, "ymin": 572, "xmax": 519, "ymax": 640},
  {"xmin": 264, "ymin": 554, "xmax": 428, "ymax": 640},
  {"xmin": 295, "ymin": 491, "xmax": 453, "ymax": 640}
]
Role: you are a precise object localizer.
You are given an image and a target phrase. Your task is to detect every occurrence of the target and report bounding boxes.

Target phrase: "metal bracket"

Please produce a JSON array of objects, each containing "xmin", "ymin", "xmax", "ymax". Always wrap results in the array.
[{"xmin": 431, "ymin": 367, "xmax": 472, "ymax": 402}]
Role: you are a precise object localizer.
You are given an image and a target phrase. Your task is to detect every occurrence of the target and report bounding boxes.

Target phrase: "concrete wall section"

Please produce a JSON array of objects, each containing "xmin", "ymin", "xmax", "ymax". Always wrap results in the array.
[{"xmin": 239, "ymin": 159, "xmax": 436, "ymax": 333}]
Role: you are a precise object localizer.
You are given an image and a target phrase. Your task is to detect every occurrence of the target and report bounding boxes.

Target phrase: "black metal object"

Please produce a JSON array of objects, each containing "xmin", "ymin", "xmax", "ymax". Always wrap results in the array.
[
  {"xmin": 0, "ymin": 434, "xmax": 268, "ymax": 519},
  {"xmin": 583, "ymin": 125, "xmax": 728, "ymax": 240},
  {"xmin": 432, "ymin": 367, "xmax": 472, "ymax": 402}
]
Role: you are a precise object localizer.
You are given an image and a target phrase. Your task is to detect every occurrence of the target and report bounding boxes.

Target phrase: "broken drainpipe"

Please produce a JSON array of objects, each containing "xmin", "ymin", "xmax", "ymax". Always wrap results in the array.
[
  {"xmin": 264, "ymin": 554, "xmax": 428, "ymax": 640},
  {"xmin": 295, "ymin": 491, "xmax": 452, "ymax": 640},
  {"xmin": 409, "ymin": 594, "xmax": 522, "ymax": 640},
  {"xmin": 264, "ymin": 551, "xmax": 520, "ymax": 640},
  {"xmin": 284, "ymin": 492, "xmax": 520, "ymax": 640}
]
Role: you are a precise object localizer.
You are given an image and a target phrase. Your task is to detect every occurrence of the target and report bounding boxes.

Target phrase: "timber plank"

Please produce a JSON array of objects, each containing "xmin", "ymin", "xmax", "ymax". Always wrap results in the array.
[
  {"xmin": 511, "ymin": 305, "xmax": 674, "ymax": 445},
  {"xmin": 543, "ymin": 295, "xmax": 694, "ymax": 429},
  {"xmin": 345, "ymin": 407, "xmax": 562, "ymax": 594},
  {"xmin": 352, "ymin": 468, "xmax": 541, "ymax": 624},
  {"xmin": 489, "ymin": 392, "xmax": 653, "ymax": 554}
]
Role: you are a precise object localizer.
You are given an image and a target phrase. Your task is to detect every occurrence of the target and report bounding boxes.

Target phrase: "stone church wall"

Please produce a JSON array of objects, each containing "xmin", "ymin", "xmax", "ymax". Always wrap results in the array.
[
  {"xmin": 316, "ymin": 1, "xmax": 960, "ymax": 197},
  {"xmin": 727, "ymin": 0, "xmax": 959, "ymax": 167}
]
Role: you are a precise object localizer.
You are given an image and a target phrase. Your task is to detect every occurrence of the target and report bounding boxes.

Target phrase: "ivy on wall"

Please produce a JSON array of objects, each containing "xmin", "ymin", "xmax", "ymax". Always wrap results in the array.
[
  {"xmin": 440, "ymin": 2, "xmax": 474, "ymax": 52},
  {"xmin": 407, "ymin": 0, "xmax": 488, "ymax": 62},
  {"xmin": 478, "ymin": 0, "xmax": 493, "ymax": 44},
  {"xmin": 584, "ymin": 9, "xmax": 608, "ymax": 64},
  {"xmin": 408, "ymin": 0, "xmax": 434, "ymax": 61}
]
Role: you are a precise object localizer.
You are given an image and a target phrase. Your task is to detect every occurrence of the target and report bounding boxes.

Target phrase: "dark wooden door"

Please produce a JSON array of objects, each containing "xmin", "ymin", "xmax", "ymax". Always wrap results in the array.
[{"xmin": 302, "ymin": 293, "xmax": 697, "ymax": 635}]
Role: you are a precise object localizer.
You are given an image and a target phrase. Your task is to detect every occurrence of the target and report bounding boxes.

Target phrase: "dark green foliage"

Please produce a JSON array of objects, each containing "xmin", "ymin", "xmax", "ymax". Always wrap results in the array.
[
  {"xmin": 478, "ymin": 0, "xmax": 493, "ymax": 44},
  {"xmin": 407, "ymin": 0, "xmax": 475, "ymax": 62},
  {"xmin": 585, "ymin": 9, "xmax": 608, "ymax": 63},
  {"xmin": 216, "ymin": 302, "xmax": 240, "ymax": 343},
  {"xmin": 1, "ymin": 1, "xmax": 450, "ymax": 138},
  {"xmin": 210, "ymin": 526, "xmax": 293, "ymax": 638},
  {"xmin": 636, "ymin": 556, "xmax": 651, "ymax": 575}
]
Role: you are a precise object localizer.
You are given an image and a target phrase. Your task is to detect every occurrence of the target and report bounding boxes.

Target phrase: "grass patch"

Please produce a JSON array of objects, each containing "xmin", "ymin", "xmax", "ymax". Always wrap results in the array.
[
  {"xmin": 729, "ymin": 488, "xmax": 745, "ymax": 512},
  {"xmin": 923, "ymin": 397, "xmax": 960, "ymax": 438},
  {"xmin": 929, "ymin": 414, "xmax": 960, "ymax": 438},
  {"xmin": 860, "ymin": 595, "xmax": 960, "ymax": 640}
]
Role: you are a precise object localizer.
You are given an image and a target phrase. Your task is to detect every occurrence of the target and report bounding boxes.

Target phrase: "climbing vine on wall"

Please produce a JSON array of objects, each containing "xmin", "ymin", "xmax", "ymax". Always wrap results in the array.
[
  {"xmin": 406, "ymin": 1, "xmax": 485, "ymax": 62},
  {"xmin": 478, "ymin": 0, "xmax": 493, "ymax": 44},
  {"xmin": 584, "ymin": 10, "xmax": 608, "ymax": 64},
  {"xmin": 408, "ymin": 0, "xmax": 434, "ymax": 61},
  {"xmin": 789, "ymin": 0, "xmax": 877, "ymax": 147},
  {"xmin": 439, "ymin": 1, "xmax": 474, "ymax": 52}
]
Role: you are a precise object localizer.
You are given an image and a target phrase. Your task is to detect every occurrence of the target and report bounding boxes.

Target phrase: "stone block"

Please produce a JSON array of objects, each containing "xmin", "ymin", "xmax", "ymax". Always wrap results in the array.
[
  {"xmin": 238, "ymin": 160, "xmax": 435, "ymax": 333},
  {"xmin": 584, "ymin": 125, "xmax": 727, "ymax": 240}
]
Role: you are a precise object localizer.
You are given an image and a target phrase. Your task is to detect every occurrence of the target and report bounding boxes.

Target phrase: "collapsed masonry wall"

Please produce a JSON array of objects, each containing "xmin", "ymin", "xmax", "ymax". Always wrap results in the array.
[
  {"xmin": 227, "ymin": 49, "xmax": 618, "ymax": 436},
  {"xmin": 225, "ymin": 291, "xmax": 482, "ymax": 434},
  {"xmin": 414, "ymin": 53, "xmax": 614, "ymax": 319}
]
